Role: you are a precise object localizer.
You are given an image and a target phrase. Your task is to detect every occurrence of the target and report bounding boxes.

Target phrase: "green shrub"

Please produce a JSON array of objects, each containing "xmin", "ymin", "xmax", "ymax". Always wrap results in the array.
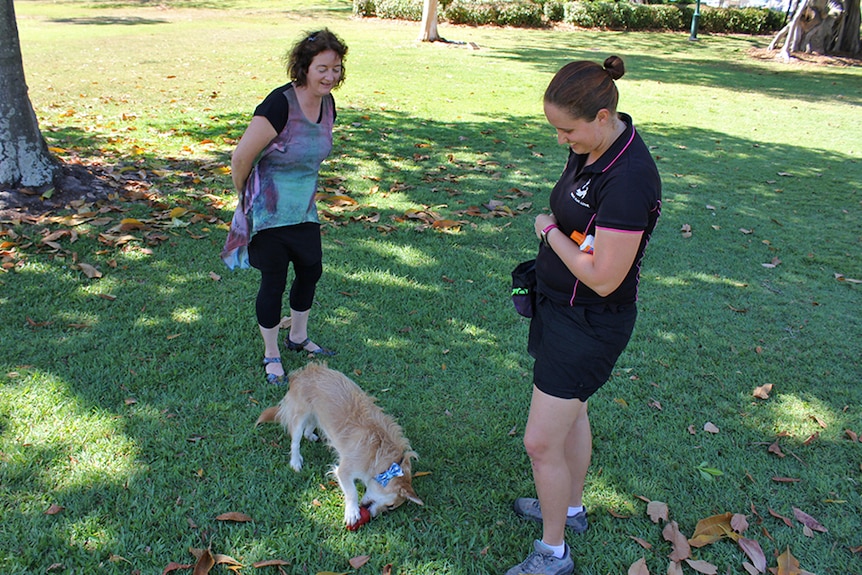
[
  {"xmin": 443, "ymin": 0, "xmax": 544, "ymax": 27},
  {"xmin": 353, "ymin": 0, "xmax": 376, "ymax": 16},
  {"xmin": 354, "ymin": 0, "xmax": 783, "ymax": 34},
  {"xmin": 543, "ymin": 0, "xmax": 566, "ymax": 21},
  {"xmin": 375, "ymin": 0, "xmax": 424, "ymax": 20}
]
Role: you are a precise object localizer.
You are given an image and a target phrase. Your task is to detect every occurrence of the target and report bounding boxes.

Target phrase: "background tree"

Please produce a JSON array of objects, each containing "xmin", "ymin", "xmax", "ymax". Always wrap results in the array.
[
  {"xmin": 419, "ymin": 0, "xmax": 441, "ymax": 42},
  {"xmin": 0, "ymin": 0, "xmax": 58, "ymax": 190},
  {"xmin": 768, "ymin": 0, "xmax": 862, "ymax": 59}
]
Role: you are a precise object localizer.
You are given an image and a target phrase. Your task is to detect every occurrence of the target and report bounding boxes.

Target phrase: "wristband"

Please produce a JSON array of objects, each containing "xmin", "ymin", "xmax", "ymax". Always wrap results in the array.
[{"xmin": 540, "ymin": 224, "xmax": 559, "ymax": 246}]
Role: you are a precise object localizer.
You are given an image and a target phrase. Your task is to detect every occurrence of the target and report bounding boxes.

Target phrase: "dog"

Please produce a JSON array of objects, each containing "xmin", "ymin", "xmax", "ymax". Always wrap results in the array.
[{"xmin": 256, "ymin": 362, "xmax": 423, "ymax": 526}]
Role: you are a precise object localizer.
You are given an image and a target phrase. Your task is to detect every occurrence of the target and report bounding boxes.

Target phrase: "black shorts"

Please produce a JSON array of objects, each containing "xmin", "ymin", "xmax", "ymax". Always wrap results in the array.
[{"xmin": 528, "ymin": 296, "xmax": 637, "ymax": 401}]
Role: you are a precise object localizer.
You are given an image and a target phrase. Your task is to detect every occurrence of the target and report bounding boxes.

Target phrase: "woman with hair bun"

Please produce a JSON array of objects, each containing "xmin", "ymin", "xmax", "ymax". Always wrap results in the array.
[
  {"xmin": 506, "ymin": 56, "xmax": 662, "ymax": 575},
  {"xmin": 221, "ymin": 29, "xmax": 347, "ymax": 384}
]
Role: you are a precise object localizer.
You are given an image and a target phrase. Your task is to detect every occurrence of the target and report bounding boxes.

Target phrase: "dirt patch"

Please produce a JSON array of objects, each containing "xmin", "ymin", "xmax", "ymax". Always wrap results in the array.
[
  {"xmin": 0, "ymin": 161, "xmax": 116, "ymax": 221},
  {"xmin": 747, "ymin": 47, "xmax": 862, "ymax": 67}
]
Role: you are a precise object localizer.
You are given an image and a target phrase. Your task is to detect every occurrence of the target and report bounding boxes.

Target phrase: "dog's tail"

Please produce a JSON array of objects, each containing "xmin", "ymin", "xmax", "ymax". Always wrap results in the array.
[{"xmin": 256, "ymin": 406, "xmax": 279, "ymax": 426}]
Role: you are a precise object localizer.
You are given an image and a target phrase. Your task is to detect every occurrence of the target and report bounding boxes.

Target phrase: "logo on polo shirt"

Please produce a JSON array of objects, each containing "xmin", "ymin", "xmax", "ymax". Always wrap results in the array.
[{"xmin": 571, "ymin": 178, "xmax": 591, "ymax": 207}]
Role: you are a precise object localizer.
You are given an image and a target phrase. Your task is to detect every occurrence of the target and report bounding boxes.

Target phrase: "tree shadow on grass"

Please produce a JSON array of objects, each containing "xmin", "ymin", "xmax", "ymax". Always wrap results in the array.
[
  {"xmin": 487, "ymin": 32, "xmax": 862, "ymax": 104},
  {"xmin": 2, "ymin": 102, "xmax": 861, "ymax": 573}
]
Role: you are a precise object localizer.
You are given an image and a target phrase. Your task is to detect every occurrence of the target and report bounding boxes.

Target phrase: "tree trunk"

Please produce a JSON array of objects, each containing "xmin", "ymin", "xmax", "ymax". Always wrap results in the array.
[
  {"xmin": 418, "ymin": 0, "xmax": 441, "ymax": 42},
  {"xmin": 0, "ymin": 0, "xmax": 58, "ymax": 190},
  {"xmin": 838, "ymin": 0, "xmax": 861, "ymax": 54}
]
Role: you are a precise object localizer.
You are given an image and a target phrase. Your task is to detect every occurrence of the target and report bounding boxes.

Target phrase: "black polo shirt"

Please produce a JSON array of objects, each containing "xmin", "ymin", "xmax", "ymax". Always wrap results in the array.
[{"xmin": 535, "ymin": 113, "xmax": 661, "ymax": 307}]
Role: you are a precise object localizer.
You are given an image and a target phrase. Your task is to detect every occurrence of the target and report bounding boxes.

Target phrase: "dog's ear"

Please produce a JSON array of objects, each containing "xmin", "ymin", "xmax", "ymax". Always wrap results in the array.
[
  {"xmin": 256, "ymin": 406, "xmax": 279, "ymax": 426},
  {"xmin": 399, "ymin": 451, "xmax": 418, "ymax": 472},
  {"xmin": 400, "ymin": 485, "xmax": 424, "ymax": 507}
]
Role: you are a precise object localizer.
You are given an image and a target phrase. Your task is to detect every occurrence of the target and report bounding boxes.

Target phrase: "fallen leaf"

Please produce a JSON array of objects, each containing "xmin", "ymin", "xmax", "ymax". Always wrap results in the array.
[
  {"xmin": 768, "ymin": 441, "xmax": 785, "ymax": 458},
  {"xmin": 216, "ymin": 512, "xmax": 253, "ymax": 523},
  {"xmin": 161, "ymin": 562, "xmax": 193, "ymax": 574},
  {"xmin": 703, "ymin": 422, "xmax": 719, "ymax": 434},
  {"xmin": 647, "ymin": 501, "xmax": 668, "ymax": 523},
  {"xmin": 845, "ymin": 429, "xmax": 859, "ymax": 442},
  {"xmin": 792, "ymin": 507, "xmax": 827, "ymax": 533},
  {"xmin": 662, "ymin": 521, "xmax": 691, "ymax": 562},
  {"xmin": 192, "ymin": 548, "xmax": 215, "ymax": 575},
  {"xmin": 768, "ymin": 508, "xmax": 793, "ymax": 527},
  {"xmin": 629, "ymin": 536, "xmax": 652, "ymax": 549},
  {"xmin": 348, "ymin": 555, "xmax": 370, "ymax": 569},
  {"xmin": 775, "ymin": 546, "xmax": 801, "ymax": 574},
  {"xmin": 688, "ymin": 513, "xmax": 732, "ymax": 548},
  {"xmin": 627, "ymin": 557, "xmax": 649, "ymax": 575},
  {"xmin": 44, "ymin": 504, "xmax": 64, "ymax": 515},
  {"xmin": 737, "ymin": 537, "xmax": 767, "ymax": 572},
  {"xmin": 731, "ymin": 513, "xmax": 749, "ymax": 533},
  {"xmin": 252, "ymin": 559, "xmax": 291, "ymax": 567},
  {"xmin": 668, "ymin": 560, "xmax": 684, "ymax": 575},
  {"xmin": 684, "ymin": 558, "xmax": 718, "ymax": 574},
  {"xmin": 77, "ymin": 263, "xmax": 102, "ymax": 279},
  {"xmin": 771, "ymin": 477, "xmax": 801, "ymax": 484},
  {"xmin": 753, "ymin": 384, "xmax": 773, "ymax": 399}
]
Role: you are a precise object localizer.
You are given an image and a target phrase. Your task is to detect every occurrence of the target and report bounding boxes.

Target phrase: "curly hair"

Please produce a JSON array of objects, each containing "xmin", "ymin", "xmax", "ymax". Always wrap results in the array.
[
  {"xmin": 544, "ymin": 56, "xmax": 626, "ymax": 121},
  {"xmin": 285, "ymin": 28, "xmax": 348, "ymax": 88}
]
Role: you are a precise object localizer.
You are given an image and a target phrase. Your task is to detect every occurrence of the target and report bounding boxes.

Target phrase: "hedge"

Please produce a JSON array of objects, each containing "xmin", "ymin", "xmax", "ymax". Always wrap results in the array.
[{"xmin": 353, "ymin": 0, "xmax": 785, "ymax": 33}]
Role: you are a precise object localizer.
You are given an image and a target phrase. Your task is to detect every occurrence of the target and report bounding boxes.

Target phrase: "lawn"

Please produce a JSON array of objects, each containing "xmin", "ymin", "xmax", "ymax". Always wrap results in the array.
[{"xmin": 2, "ymin": 1, "xmax": 861, "ymax": 574}]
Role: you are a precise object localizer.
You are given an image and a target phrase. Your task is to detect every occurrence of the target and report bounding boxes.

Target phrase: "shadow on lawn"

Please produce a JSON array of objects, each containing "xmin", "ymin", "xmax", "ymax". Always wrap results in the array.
[
  {"xmin": 4, "ymin": 102, "xmax": 861, "ymax": 572},
  {"xmin": 488, "ymin": 33, "xmax": 862, "ymax": 105}
]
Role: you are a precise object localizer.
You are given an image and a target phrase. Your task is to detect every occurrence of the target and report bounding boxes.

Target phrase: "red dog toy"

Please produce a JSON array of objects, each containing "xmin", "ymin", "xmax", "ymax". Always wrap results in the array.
[{"xmin": 346, "ymin": 506, "xmax": 371, "ymax": 531}]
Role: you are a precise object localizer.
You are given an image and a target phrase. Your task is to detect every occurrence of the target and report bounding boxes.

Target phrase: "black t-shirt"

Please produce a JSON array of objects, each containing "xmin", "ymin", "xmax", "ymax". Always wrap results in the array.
[
  {"xmin": 535, "ymin": 113, "xmax": 662, "ymax": 306},
  {"xmin": 253, "ymin": 82, "xmax": 337, "ymax": 133}
]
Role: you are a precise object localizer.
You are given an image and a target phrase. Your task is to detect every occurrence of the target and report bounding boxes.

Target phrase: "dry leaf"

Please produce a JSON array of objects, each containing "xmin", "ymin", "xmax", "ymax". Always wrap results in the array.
[
  {"xmin": 161, "ymin": 562, "xmax": 193, "ymax": 574},
  {"xmin": 627, "ymin": 557, "xmax": 650, "ymax": 575},
  {"xmin": 792, "ymin": 507, "xmax": 827, "ymax": 532},
  {"xmin": 743, "ymin": 562, "xmax": 761, "ymax": 575},
  {"xmin": 737, "ymin": 537, "xmax": 767, "ymax": 572},
  {"xmin": 630, "ymin": 536, "xmax": 653, "ymax": 549},
  {"xmin": 753, "ymin": 383, "xmax": 773, "ymax": 399},
  {"xmin": 688, "ymin": 513, "xmax": 732, "ymax": 548},
  {"xmin": 348, "ymin": 555, "xmax": 370, "ymax": 569},
  {"xmin": 216, "ymin": 512, "xmax": 253, "ymax": 523},
  {"xmin": 647, "ymin": 501, "xmax": 669, "ymax": 523},
  {"xmin": 192, "ymin": 548, "xmax": 215, "ymax": 575},
  {"xmin": 662, "ymin": 521, "xmax": 691, "ymax": 562},
  {"xmin": 703, "ymin": 422, "xmax": 719, "ymax": 434},
  {"xmin": 767, "ymin": 441, "xmax": 785, "ymax": 458},
  {"xmin": 382, "ymin": 564, "xmax": 393, "ymax": 575},
  {"xmin": 731, "ymin": 513, "xmax": 749, "ymax": 533},
  {"xmin": 44, "ymin": 504, "xmax": 64, "ymax": 515},
  {"xmin": 77, "ymin": 263, "xmax": 102, "ymax": 279},
  {"xmin": 776, "ymin": 546, "xmax": 801, "ymax": 575},
  {"xmin": 684, "ymin": 558, "xmax": 718, "ymax": 574},
  {"xmin": 252, "ymin": 559, "xmax": 291, "ymax": 567},
  {"xmin": 768, "ymin": 508, "xmax": 793, "ymax": 527},
  {"xmin": 845, "ymin": 429, "xmax": 859, "ymax": 442}
]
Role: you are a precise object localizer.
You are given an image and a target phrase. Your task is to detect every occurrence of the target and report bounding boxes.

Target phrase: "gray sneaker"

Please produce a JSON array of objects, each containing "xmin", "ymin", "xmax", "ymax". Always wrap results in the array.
[
  {"xmin": 505, "ymin": 540, "xmax": 574, "ymax": 575},
  {"xmin": 513, "ymin": 498, "xmax": 588, "ymax": 534}
]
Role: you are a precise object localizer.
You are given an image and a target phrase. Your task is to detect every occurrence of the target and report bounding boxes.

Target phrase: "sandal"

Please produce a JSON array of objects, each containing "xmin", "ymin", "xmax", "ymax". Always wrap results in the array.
[
  {"xmin": 285, "ymin": 337, "xmax": 336, "ymax": 357},
  {"xmin": 263, "ymin": 356, "xmax": 286, "ymax": 385}
]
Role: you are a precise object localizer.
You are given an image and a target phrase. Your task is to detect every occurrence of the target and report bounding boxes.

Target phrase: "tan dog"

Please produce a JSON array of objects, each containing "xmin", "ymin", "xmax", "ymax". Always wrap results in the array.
[{"xmin": 256, "ymin": 362, "xmax": 423, "ymax": 526}]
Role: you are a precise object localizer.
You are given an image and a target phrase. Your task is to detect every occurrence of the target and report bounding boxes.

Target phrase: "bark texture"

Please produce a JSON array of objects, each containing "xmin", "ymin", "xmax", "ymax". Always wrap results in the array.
[{"xmin": 0, "ymin": 0, "xmax": 57, "ymax": 189}]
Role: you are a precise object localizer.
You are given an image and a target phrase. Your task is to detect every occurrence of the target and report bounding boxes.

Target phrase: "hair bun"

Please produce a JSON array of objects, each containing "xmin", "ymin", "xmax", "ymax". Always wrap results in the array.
[{"xmin": 603, "ymin": 56, "xmax": 625, "ymax": 81}]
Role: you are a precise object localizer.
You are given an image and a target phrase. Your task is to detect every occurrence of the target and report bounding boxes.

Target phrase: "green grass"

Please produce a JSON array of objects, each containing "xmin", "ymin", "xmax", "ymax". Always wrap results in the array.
[{"xmin": 2, "ymin": 1, "xmax": 861, "ymax": 574}]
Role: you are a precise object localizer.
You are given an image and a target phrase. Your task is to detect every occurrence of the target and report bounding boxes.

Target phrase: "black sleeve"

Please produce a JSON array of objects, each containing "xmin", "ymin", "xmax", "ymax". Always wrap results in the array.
[{"xmin": 253, "ymin": 83, "xmax": 291, "ymax": 134}]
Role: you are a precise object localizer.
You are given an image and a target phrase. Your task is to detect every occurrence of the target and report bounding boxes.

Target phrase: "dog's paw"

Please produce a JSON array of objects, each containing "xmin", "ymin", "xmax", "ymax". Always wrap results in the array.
[
  {"xmin": 289, "ymin": 455, "xmax": 304, "ymax": 472},
  {"xmin": 344, "ymin": 505, "xmax": 362, "ymax": 526},
  {"xmin": 304, "ymin": 430, "xmax": 319, "ymax": 442}
]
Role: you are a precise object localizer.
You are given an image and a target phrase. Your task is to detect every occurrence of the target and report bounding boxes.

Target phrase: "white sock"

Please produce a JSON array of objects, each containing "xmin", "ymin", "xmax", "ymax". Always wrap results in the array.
[
  {"xmin": 540, "ymin": 540, "xmax": 567, "ymax": 559},
  {"xmin": 567, "ymin": 505, "xmax": 584, "ymax": 517}
]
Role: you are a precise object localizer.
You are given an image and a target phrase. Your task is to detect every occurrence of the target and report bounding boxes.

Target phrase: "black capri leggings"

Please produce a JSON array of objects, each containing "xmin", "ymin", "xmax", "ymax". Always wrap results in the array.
[{"xmin": 247, "ymin": 223, "xmax": 323, "ymax": 329}]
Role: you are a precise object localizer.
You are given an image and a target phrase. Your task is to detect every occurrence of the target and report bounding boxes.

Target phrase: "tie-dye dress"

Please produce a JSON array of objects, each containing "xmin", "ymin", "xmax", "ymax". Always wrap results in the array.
[{"xmin": 221, "ymin": 84, "xmax": 334, "ymax": 269}]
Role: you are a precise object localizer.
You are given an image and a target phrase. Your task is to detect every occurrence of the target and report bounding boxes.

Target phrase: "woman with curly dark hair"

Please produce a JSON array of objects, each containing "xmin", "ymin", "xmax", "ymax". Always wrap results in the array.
[{"xmin": 222, "ymin": 29, "xmax": 347, "ymax": 384}]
